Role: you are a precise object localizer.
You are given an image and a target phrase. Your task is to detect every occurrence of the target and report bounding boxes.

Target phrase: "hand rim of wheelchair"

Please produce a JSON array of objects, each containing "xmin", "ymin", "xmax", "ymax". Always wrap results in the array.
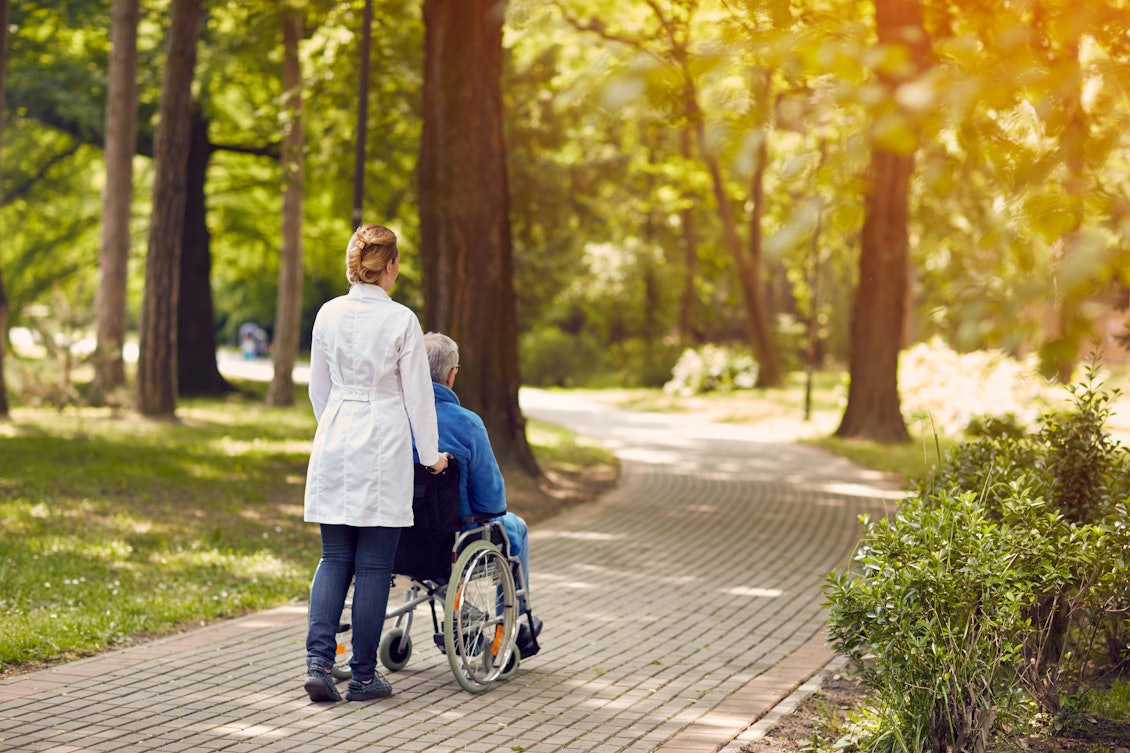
[{"xmin": 442, "ymin": 538, "xmax": 519, "ymax": 693}]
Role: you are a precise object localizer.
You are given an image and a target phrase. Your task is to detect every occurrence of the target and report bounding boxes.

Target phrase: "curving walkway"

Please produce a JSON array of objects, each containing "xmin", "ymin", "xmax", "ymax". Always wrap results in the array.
[{"xmin": 0, "ymin": 390, "xmax": 903, "ymax": 753}]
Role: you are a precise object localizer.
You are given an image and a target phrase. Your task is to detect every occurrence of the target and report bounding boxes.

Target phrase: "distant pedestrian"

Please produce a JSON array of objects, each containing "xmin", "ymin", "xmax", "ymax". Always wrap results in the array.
[{"xmin": 302, "ymin": 223, "xmax": 448, "ymax": 703}]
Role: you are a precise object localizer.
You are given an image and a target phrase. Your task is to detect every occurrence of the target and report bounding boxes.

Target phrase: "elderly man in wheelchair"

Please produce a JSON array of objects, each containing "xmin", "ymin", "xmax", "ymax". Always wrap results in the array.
[{"xmin": 336, "ymin": 333, "xmax": 541, "ymax": 693}]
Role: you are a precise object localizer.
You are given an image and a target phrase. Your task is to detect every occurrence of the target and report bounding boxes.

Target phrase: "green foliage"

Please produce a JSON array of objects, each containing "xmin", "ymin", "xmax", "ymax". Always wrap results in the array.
[
  {"xmin": 663, "ymin": 344, "xmax": 758, "ymax": 396},
  {"xmin": 827, "ymin": 368, "xmax": 1130, "ymax": 750},
  {"xmin": 917, "ymin": 359, "xmax": 1127, "ymax": 525},
  {"xmin": 520, "ymin": 325, "xmax": 608, "ymax": 388},
  {"xmin": 827, "ymin": 489, "xmax": 1041, "ymax": 751},
  {"xmin": 1033, "ymin": 367, "xmax": 1127, "ymax": 524},
  {"xmin": 5, "ymin": 0, "xmax": 1130, "ymax": 397},
  {"xmin": 963, "ymin": 413, "xmax": 1027, "ymax": 439}
]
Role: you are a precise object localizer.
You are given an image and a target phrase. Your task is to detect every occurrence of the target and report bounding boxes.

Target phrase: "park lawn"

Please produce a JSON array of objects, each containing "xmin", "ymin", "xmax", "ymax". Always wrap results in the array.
[
  {"xmin": 0, "ymin": 385, "xmax": 321, "ymax": 673},
  {"xmin": 0, "ymin": 381, "xmax": 618, "ymax": 676}
]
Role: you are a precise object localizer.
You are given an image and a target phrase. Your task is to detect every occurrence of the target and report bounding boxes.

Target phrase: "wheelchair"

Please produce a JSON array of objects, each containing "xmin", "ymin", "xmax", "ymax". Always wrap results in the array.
[{"xmin": 335, "ymin": 459, "xmax": 538, "ymax": 693}]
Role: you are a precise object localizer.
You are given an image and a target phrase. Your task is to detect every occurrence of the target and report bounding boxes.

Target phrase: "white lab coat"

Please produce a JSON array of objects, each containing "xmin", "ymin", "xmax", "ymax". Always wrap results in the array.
[{"xmin": 303, "ymin": 284, "xmax": 441, "ymax": 527}]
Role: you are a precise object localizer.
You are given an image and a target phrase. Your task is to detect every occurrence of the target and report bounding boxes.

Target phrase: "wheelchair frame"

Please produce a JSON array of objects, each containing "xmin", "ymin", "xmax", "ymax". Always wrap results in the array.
[{"xmin": 334, "ymin": 514, "xmax": 537, "ymax": 694}]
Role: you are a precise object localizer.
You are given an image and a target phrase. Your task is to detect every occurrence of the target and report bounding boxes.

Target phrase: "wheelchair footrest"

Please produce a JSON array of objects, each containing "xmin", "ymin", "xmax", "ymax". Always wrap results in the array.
[{"xmin": 517, "ymin": 614, "xmax": 542, "ymax": 658}]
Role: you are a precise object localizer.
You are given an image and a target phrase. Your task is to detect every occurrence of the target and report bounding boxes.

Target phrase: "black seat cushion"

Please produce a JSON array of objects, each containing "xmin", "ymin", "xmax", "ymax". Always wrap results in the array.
[{"xmin": 393, "ymin": 459, "xmax": 461, "ymax": 580}]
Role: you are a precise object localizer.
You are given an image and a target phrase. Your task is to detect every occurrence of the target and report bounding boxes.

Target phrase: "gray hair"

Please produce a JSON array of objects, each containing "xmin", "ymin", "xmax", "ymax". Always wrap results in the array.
[{"xmin": 424, "ymin": 332, "xmax": 459, "ymax": 383}]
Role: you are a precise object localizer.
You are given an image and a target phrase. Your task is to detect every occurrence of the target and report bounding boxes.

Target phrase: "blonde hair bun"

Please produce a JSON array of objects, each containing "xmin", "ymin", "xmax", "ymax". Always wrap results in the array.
[{"xmin": 346, "ymin": 224, "xmax": 399, "ymax": 285}]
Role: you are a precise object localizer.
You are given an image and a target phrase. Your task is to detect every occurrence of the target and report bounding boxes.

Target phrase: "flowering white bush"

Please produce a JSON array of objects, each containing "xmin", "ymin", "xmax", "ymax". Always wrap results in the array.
[
  {"xmin": 899, "ymin": 338, "xmax": 1057, "ymax": 436},
  {"xmin": 663, "ymin": 345, "xmax": 759, "ymax": 396}
]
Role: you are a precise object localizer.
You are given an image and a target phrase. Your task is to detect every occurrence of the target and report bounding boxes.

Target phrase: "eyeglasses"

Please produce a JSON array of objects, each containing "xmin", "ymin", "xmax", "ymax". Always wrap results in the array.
[{"xmin": 453, "ymin": 364, "xmax": 461, "ymax": 372}]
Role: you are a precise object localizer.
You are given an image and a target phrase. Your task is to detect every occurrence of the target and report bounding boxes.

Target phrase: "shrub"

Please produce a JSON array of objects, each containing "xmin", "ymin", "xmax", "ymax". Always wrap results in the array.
[
  {"xmin": 899, "ymin": 338, "xmax": 1055, "ymax": 437},
  {"xmin": 519, "ymin": 326, "xmax": 607, "ymax": 387},
  {"xmin": 662, "ymin": 344, "xmax": 758, "ymax": 397},
  {"xmin": 828, "ymin": 364, "xmax": 1130, "ymax": 750},
  {"xmin": 963, "ymin": 413, "xmax": 1027, "ymax": 439},
  {"xmin": 827, "ymin": 488, "xmax": 1130, "ymax": 751},
  {"xmin": 827, "ymin": 489, "xmax": 1039, "ymax": 752}
]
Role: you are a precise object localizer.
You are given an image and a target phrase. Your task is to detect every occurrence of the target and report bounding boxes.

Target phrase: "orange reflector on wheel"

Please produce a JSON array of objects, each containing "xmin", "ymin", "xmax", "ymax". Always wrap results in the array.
[
  {"xmin": 453, "ymin": 585, "xmax": 464, "ymax": 610},
  {"xmin": 491, "ymin": 625, "xmax": 504, "ymax": 656}
]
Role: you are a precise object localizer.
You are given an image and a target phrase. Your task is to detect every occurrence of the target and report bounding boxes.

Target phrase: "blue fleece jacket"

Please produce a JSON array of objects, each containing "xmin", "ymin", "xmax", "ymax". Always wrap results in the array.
[
  {"xmin": 419, "ymin": 383, "xmax": 507, "ymax": 519},
  {"xmin": 414, "ymin": 382, "xmax": 529, "ymax": 582}
]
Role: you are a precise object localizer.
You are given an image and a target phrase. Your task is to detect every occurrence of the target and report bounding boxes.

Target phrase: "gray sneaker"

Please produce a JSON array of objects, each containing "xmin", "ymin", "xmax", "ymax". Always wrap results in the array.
[
  {"xmin": 304, "ymin": 665, "xmax": 342, "ymax": 702},
  {"xmin": 345, "ymin": 673, "xmax": 392, "ymax": 702}
]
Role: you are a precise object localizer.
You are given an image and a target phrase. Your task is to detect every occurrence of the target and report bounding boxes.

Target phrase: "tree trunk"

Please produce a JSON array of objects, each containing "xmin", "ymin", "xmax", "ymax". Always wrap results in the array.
[
  {"xmin": 177, "ymin": 109, "xmax": 232, "ymax": 397},
  {"xmin": 92, "ymin": 0, "xmax": 140, "ymax": 401},
  {"xmin": 687, "ymin": 76, "xmax": 783, "ymax": 387},
  {"xmin": 419, "ymin": 0, "xmax": 538, "ymax": 476},
  {"xmin": 744, "ymin": 81, "xmax": 783, "ymax": 389},
  {"xmin": 136, "ymin": 0, "xmax": 204, "ymax": 416},
  {"xmin": 266, "ymin": 8, "xmax": 305, "ymax": 407},
  {"xmin": 834, "ymin": 0, "xmax": 927, "ymax": 443},
  {"xmin": 678, "ymin": 127, "xmax": 699, "ymax": 344},
  {"xmin": 0, "ymin": 0, "xmax": 11, "ymax": 418}
]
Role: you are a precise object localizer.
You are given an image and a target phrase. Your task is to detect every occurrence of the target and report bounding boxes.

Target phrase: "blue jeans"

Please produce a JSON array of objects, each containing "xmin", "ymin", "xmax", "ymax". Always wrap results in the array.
[{"xmin": 306, "ymin": 525, "xmax": 400, "ymax": 683}]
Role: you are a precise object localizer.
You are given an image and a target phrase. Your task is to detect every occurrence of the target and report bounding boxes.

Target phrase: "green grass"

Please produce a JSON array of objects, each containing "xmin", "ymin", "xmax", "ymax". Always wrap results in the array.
[
  {"xmin": 0, "ymin": 384, "xmax": 321, "ymax": 672},
  {"xmin": 0, "ymin": 381, "xmax": 616, "ymax": 675},
  {"xmin": 1084, "ymin": 678, "xmax": 1130, "ymax": 719},
  {"xmin": 806, "ymin": 431, "xmax": 958, "ymax": 487}
]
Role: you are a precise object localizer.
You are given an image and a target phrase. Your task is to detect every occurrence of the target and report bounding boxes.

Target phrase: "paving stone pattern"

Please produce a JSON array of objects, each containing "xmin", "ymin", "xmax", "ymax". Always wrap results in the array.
[{"xmin": 0, "ymin": 391, "xmax": 900, "ymax": 753}]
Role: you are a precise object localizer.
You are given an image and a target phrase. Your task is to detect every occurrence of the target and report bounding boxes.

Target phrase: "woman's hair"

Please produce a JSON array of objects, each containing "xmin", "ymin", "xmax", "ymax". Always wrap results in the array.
[
  {"xmin": 424, "ymin": 332, "xmax": 459, "ymax": 383},
  {"xmin": 346, "ymin": 224, "xmax": 399, "ymax": 285}
]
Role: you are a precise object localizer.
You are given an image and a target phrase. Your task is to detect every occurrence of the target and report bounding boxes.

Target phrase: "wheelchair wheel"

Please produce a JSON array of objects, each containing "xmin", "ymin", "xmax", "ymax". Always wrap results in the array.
[
  {"xmin": 443, "ymin": 539, "xmax": 518, "ymax": 693},
  {"xmin": 379, "ymin": 628, "xmax": 412, "ymax": 671}
]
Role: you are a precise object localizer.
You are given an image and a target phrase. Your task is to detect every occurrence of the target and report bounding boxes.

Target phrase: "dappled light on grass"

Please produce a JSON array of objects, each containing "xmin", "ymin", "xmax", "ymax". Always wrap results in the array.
[{"xmin": 0, "ymin": 397, "xmax": 319, "ymax": 672}]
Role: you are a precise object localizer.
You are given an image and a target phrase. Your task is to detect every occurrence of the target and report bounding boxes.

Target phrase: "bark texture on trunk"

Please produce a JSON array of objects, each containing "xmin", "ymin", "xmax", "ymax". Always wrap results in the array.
[
  {"xmin": 93, "ymin": 0, "xmax": 140, "ymax": 399},
  {"xmin": 419, "ymin": 0, "xmax": 538, "ymax": 476},
  {"xmin": 267, "ymin": 9, "xmax": 305, "ymax": 407},
  {"xmin": 136, "ymin": 0, "xmax": 204, "ymax": 416},
  {"xmin": 177, "ymin": 110, "xmax": 232, "ymax": 397},
  {"xmin": 834, "ymin": 0, "xmax": 928, "ymax": 442}
]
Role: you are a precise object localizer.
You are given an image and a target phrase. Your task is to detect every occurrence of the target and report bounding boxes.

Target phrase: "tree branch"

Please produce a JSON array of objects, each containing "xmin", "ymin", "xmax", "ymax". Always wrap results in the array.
[{"xmin": 0, "ymin": 143, "xmax": 81, "ymax": 207}]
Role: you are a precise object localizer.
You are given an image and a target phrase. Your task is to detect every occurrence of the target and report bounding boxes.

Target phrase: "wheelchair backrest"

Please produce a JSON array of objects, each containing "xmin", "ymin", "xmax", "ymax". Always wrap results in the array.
[{"xmin": 392, "ymin": 459, "xmax": 461, "ymax": 580}]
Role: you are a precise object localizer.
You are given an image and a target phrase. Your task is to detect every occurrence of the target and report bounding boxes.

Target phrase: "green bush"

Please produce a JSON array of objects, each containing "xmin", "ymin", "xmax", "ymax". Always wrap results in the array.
[
  {"xmin": 827, "ymin": 364, "xmax": 1130, "ymax": 751},
  {"xmin": 827, "ymin": 489, "xmax": 1130, "ymax": 751},
  {"xmin": 519, "ymin": 326, "xmax": 607, "ymax": 387},
  {"xmin": 917, "ymin": 361, "xmax": 1127, "ymax": 526},
  {"xmin": 963, "ymin": 413, "xmax": 1027, "ymax": 439}
]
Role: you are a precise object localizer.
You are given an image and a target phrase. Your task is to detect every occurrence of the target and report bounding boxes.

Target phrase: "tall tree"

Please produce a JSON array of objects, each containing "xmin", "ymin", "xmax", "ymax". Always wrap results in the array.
[
  {"xmin": 0, "ymin": 0, "xmax": 11, "ymax": 418},
  {"xmin": 136, "ymin": 0, "xmax": 205, "ymax": 416},
  {"xmin": 177, "ymin": 109, "xmax": 236, "ymax": 396},
  {"xmin": 92, "ymin": 0, "xmax": 140, "ymax": 401},
  {"xmin": 419, "ymin": 0, "xmax": 538, "ymax": 475},
  {"xmin": 834, "ymin": 0, "xmax": 928, "ymax": 442},
  {"xmin": 266, "ymin": 4, "xmax": 305, "ymax": 407},
  {"xmin": 557, "ymin": 0, "xmax": 785, "ymax": 386}
]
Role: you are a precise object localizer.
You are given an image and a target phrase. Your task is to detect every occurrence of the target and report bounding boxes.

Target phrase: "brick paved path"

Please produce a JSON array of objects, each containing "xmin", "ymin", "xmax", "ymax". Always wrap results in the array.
[{"xmin": 0, "ymin": 390, "xmax": 901, "ymax": 753}]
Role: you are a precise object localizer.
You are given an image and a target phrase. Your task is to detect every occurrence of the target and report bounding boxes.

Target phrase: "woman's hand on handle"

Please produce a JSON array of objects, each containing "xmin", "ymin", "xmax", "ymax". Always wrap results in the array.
[{"xmin": 429, "ymin": 452, "xmax": 449, "ymax": 475}]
